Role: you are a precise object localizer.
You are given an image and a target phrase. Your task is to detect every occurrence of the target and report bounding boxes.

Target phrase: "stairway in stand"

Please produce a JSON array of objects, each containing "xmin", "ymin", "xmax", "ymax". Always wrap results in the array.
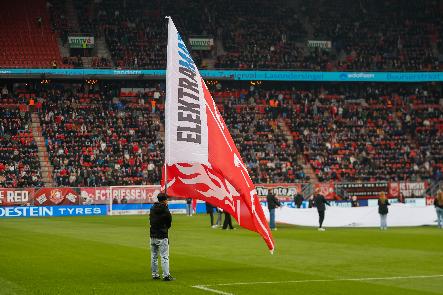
[
  {"xmin": 278, "ymin": 118, "xmax": 319, "ymax": 184},
  {"xmin": 30, "ymin": 113, "xmax": 55, "ymax": 187}
]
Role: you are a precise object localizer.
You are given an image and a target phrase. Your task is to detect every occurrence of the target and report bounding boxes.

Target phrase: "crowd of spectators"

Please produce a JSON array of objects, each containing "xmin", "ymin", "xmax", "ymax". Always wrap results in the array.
[
  {"xmin": 304, "ymin": 0, "xmax": 442, "ymax": 71},
  {"xmin": 70, "ymin": 0, "xmax": 215, "ymax": 69},
  {"xmin": 45, "ymin": 0, "xmax": 442, "ymax": 71},
  {"xmin": 212, "ymin": 87, "xmax": 307, "ymax": 183},
  {"xmin": 284, "ymin": 85, "xmax": 443, "ymax": 182},
  {"xmin": 0, "ymin": 102, "xmax": 43, "ymax": 188},
  {"xmin": 39, "ymin": 84, "xmax": 164, "ymax": 187},
  {"xmin": 1, "ymin": 81, "xmax": 442, "ymax": 188}
]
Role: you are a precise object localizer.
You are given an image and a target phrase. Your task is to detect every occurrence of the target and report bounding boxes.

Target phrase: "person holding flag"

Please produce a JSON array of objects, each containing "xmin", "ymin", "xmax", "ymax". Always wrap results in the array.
[
  {"xmin": 163, "ymin": 17, "xmax": 274, "ymax": 252},
  {"xmin": 149, "ymin": 193, "xmax": 175, "ymax": 281}
]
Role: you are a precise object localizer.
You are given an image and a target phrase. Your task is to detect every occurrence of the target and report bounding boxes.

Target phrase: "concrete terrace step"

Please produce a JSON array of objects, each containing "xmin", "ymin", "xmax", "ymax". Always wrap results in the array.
[{"xmin": 30, "ymin": 113, "xmax": 55, "ymax": 186}]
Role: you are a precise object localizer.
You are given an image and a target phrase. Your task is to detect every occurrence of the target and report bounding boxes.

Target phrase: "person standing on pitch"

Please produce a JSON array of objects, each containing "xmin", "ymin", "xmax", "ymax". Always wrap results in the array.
[
  {"xmin": 313, "ymin": 188, "xmax": 330, "ymax": 231},
  {"xmin": 267, "ymin": 191, "xmax": 281, "ymax": 230},
  {"xmin": 206, "ymin": 202, "xmax": 215, "ymax": 227},
  {"xmin": 222, "ymin": 210, "xmax": 234, "ymax": 230},
  {"xmin": 351, "ymin": 195, "xmax": 359, "ymax": 207},
  {"xmin": 378, "ymin": 192, "xmax": 390, "ymax": 230},
  {"xmin": 294, "ymin": 192, "xmax": 304, "ymax": 208},
  {"xmin": 434, "ymin": 191, "xmax": 443, "ymax": 229},
  {"xmin": 149, "ymin": 193, "xmax": 175, "ymax": 281},
  {"xmin": 185, "ymin": 198, "xmax": 192, "ymax": 216},
  {"xmin": 214, "ymin": 207, "xmax": 223, "ymax": 228}
]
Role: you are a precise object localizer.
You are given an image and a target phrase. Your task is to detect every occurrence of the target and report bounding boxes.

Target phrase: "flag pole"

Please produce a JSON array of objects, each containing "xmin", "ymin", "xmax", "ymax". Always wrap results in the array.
[{"xmin": 164, "ymin": 16, "xmax": 171, "ymax": 195}]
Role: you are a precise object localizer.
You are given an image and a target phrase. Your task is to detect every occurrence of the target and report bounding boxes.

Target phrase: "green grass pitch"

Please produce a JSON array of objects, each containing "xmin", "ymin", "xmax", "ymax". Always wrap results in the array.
[{"xmin": 0, "ymin": 214, "xmax": 442, "ymax": 294}]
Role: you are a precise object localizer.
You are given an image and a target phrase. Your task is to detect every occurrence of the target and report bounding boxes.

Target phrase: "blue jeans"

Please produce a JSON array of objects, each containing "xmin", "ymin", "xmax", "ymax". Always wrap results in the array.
[
  {"xmin": 215, "ymin": 211, "xmax": 222, "ymax": 226},
  {"xmin": 150, "ymin": 238, "xmax": 169, "ymax": 277},
  {"xmin": 269, "ymin": 208, "xmax": 276, "ymax": 229},
  {"xmin": 380, "ymin": 214, "xmax": 388, "ymax": 229},
  {"xmin": 186, "ymin": 203, "xmax": 192, "ymax": 216},
  {"xmin": 436, "ymin": 208, "xmax": 443, "ymax": 228}
]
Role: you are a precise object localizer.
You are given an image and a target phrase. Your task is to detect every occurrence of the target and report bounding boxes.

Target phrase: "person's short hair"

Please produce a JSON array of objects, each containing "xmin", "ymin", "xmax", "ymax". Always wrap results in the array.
[{"xmin": 157, "ymin": 193, "xmax": 167, "ymax": 202}]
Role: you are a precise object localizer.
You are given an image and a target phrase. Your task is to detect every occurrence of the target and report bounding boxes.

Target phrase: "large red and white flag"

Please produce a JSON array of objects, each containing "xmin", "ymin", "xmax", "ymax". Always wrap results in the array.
[{"xmin": 163, "ymin": 17, "xmax": 275, "ymax": 252}]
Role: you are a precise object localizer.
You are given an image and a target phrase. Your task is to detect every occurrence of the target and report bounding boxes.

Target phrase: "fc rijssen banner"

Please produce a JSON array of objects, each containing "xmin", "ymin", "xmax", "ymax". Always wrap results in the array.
[
  {"xmin": 80, "ymin": 186, "xmax": 160, "ymax": 204},
  {"xmin": 0, "ymin": 186, "xmax": 161, "ymax": 206}
]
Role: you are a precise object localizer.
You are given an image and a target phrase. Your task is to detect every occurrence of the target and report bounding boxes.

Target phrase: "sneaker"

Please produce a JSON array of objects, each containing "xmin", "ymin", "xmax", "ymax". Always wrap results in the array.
[
  {"xmin": 163, "ymin": 275, "xmax": 176, "ymax": 281},
  {"xmin": 318, "ymin": 228, "xmax": 325, "ymax": 231},
  {"xmin": 152, "ymin": 275, "xmax": 161, "ymax": 280}
]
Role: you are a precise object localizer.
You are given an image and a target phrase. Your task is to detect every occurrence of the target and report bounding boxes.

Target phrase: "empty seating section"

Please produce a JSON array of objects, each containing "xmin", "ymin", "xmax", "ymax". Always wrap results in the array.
[{"xmin": 0, "ymin": 0, "xmax": 62, "ymax": 68}]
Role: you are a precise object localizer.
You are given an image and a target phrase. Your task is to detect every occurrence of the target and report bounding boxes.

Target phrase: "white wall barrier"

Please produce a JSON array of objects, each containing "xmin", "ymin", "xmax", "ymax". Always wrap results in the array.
[{"xmin": 263, "ymin": 204, "xmax": 438, "ymax": 227}]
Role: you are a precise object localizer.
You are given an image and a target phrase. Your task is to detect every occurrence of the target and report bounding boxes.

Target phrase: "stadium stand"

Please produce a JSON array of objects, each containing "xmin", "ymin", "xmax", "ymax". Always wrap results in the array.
[
  {"xmin": 0, "ymin": 0, "xmax": 442, "ymax": 189},
  {"xmin": 1, "ymin": 81, "xmax": 441, "ymax": 187},
  {"xmin": 39, "ymin": 84, "xmax": 164, "ymax": 186},
  {"xmin": 212, "ymin": 87, "xmax": 307, "ymax": 183},
  {"xmin": 0, "ymin": 0, "xmax": 63, "ymax": 69},
  {"xmin": 43, "ymin": 0, "xmax": 442, "ymax": 70},
  {"xmin": 2, "ymin": 0, "xmax": 438, "ymax": 70},
  {"xmin": 284, "ymin": 84, "xmax": 443, "ymax": 182},
  {"xmin": 304, "ymin": 0, "xmax": 442, "ymax": 71},
  {"xmin": 0, "ymin": 92, "xmax": 43, "ymax": 188}
]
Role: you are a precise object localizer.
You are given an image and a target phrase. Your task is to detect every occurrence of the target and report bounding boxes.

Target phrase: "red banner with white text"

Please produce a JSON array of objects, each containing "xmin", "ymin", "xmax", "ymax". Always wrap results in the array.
[
  {"xmin": 0, "ymin": 188, "xmax": 35, "ymax": 206},
  {"xmin": 80, "ymin": 186, "xmax": 160, "ymax": 204}
]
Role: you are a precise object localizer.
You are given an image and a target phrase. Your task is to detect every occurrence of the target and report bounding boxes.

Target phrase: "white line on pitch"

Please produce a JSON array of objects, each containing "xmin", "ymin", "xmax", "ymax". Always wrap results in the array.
[
  {"xmin": 191, "ymin": 274, "xmax": 443, "ymax": 294},
  {"xmin": 193, "ymin": 285, "xmax": 234, "ymax": 295}
]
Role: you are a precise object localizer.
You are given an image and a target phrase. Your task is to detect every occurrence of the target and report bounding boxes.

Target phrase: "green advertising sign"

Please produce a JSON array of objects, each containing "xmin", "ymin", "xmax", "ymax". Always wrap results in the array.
[
  {"xmin": 68, "ymin": 36, "xmax": 95, "ymax": 49},
  {"xmin": 189, "ymin": 38, "xmax": 214, "ymax": 50}
]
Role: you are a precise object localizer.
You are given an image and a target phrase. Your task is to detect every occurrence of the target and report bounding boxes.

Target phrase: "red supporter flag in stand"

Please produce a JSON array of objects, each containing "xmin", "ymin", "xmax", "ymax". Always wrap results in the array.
[{"xmin": 162, "ymin": 17, "xmax": 275, "ymax": 253}]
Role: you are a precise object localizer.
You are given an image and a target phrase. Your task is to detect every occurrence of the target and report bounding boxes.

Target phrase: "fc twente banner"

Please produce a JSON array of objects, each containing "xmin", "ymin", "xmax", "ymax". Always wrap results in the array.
[{"xmin": 163, "ymin": 17, "xmax": 275, "ymax": 252}]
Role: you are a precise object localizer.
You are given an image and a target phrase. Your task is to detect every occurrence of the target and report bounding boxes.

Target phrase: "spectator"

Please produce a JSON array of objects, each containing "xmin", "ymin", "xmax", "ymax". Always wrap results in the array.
[{"xmin": 378, "ymin": 192, "xmax": 390, "ymax": 230}]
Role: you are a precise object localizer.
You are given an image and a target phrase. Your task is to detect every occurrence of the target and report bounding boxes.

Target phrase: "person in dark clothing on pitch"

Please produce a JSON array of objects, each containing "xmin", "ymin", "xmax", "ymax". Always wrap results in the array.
[
  {"xmin": 378, "ymin": 192, "xmax": 390, "ymax": 230},
  {"xmin": 186, "ymin": 198, "xmax": 192, "ymax": 216},
  {"xmin": 149, "ymin": 193, "xmax": 175, "ymax": 281},
  {"xmin": 222, "ymin": 210, "xmax": 234, "ymax": 230},
  {"xmin": 206, "ymin": 202, "xmax": 215, "ymax": 226},
  {"xmin": 313, "ymin": 188, "xmax": 330, "ymax": 231},
  {"xmin": 267, "ymin": 191, "xmax": 281, "ymax": 230},
  {"xmin": 294, "ymin": 192, "xmax": 304, "ymax": 208},
  {"xmin": 308, "ymin": 196, "xmax": 314, "ymax": 208},
  {"xmin": 351, "ymin": 195, "xmax": 359, "ymax": 207}
]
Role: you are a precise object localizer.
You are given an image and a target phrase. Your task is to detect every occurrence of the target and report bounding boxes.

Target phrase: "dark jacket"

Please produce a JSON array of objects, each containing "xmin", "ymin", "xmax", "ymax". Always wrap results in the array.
[
  {"xmin": 205, "ymin": 202, "xmax": 214, "ymax": 213},
  {"xmin": 150, "ymin": 202, "xmax": 172, "ymax": 239},
  {"xmin": 434, "ymin": 198, "xmax": 443, "ymax": 209},
  {"xmin": 378, "ymin": 199, "xmax": 390, "ymax": 215},
  {"xmin": 267, "ymin": 193, "xmax": 281, "ymax": 210},
  {"xmin": 313, "ymin": 194, "xmax": 330, "ymax": 211},
  {"xmin": 186, "ymin": 198, "xmax": 192, "ymax": 204},
  {"xmin": 294, "ymin": 194, "xmax": 304, "ymax": 207}
]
